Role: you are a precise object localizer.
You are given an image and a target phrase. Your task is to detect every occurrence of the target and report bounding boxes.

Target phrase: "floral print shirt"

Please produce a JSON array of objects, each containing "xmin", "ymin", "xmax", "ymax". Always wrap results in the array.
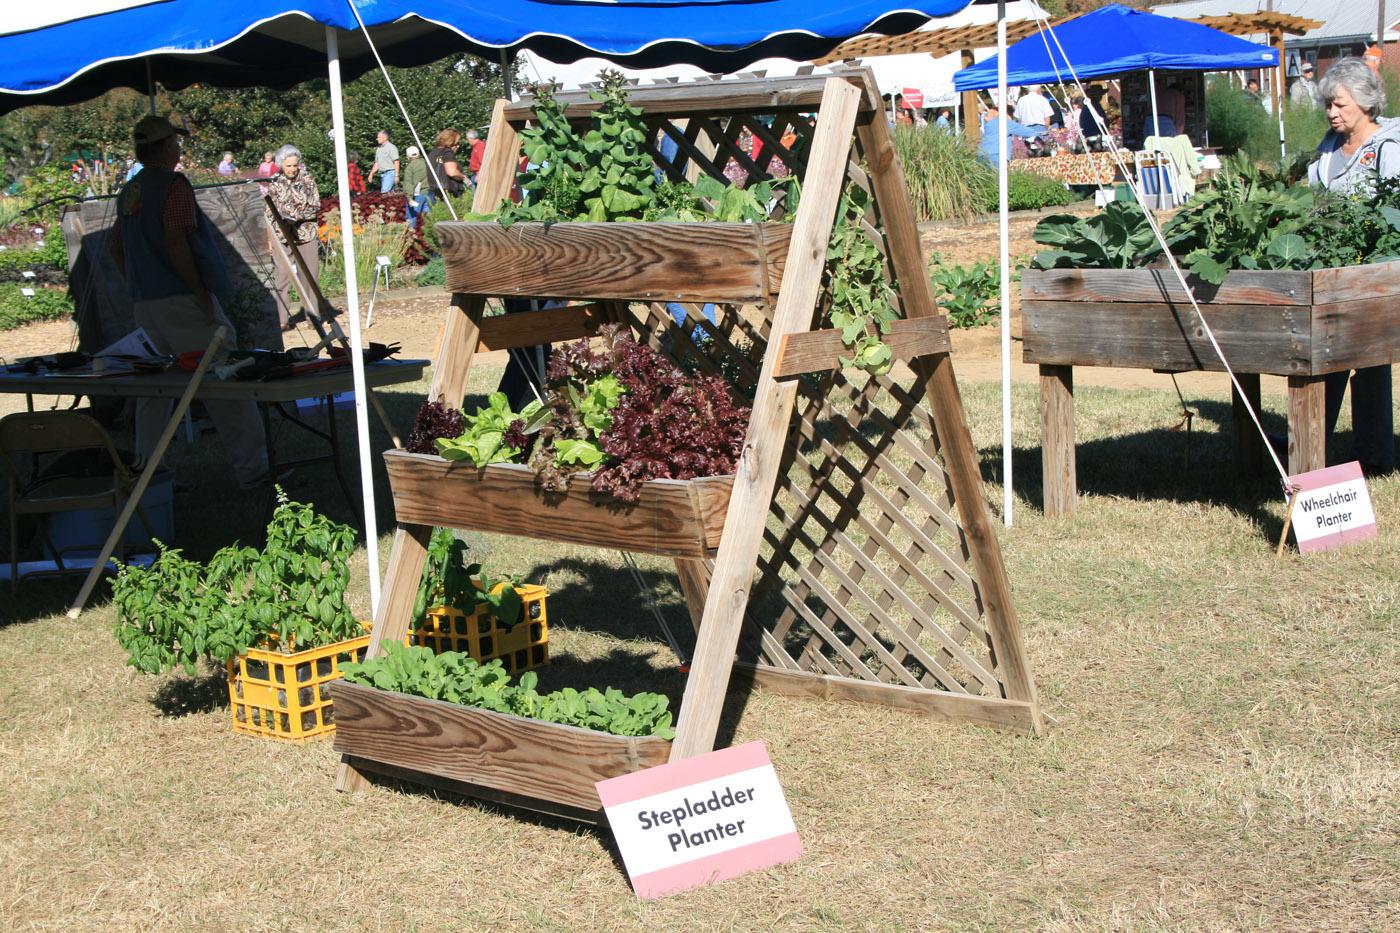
[{"xmin": 266, "ymin": 170, "xmax": 321, "ymax": 246}]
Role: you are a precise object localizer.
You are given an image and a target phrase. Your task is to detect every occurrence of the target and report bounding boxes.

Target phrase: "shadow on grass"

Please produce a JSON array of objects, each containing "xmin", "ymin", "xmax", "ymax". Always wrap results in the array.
[
  {"xmin": 981, "ymin": 396, "xmax": 1307, "ymax": 537},
  {"xmin": 152, "ymin": 666, "xmax": 229, "ymax": 717}
]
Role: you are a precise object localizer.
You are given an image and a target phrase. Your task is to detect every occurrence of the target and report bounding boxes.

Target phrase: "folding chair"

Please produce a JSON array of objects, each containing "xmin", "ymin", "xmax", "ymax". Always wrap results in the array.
[
  {"xmin": 1, "ymin": 410, "xmax": 157, "ymax": 592},
  {"xmin": 1134, "ymin": 149, "xmax": 1182, "ymax": 210}
]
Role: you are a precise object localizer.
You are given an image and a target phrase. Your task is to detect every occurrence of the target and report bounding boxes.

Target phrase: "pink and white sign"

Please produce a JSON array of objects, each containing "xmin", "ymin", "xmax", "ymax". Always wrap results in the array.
[
  {"xmin": 596, "ymin": 740, "xmax": 803, "ymax": 900},
  {"xmin": 1289, "ymin": 461, "xmax": 1378, "ymax": 554},
  {"xmin": 901, "ymin": 88, "xmax": 925, "ymax": 109}
]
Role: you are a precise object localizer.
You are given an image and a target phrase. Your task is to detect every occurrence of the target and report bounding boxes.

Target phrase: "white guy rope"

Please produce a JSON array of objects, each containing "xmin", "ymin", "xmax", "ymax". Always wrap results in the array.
[
  {"xmin": 344, "ymin": 0, "xmax": 459, "ymax": 220},
  {"xmin": 1023, "ymin": 3, "xmax": 1292, "ymax": 490}
]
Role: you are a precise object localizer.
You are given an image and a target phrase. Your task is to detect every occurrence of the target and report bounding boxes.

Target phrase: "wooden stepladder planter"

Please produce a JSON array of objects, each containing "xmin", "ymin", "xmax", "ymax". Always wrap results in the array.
[
  {"xmin": 1023, "ymin": 261, "xmax": 1400, "ymax": 516},
  {"xmin": 335, "ymin": 70, "xmax": 1046, "ymax": 820}
]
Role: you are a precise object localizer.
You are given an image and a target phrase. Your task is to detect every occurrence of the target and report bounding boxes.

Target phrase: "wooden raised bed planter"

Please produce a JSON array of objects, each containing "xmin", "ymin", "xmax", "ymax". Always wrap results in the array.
[
  {"xmin": 435, "ymin": 221, "xmax": 792, "ymax": 305},
  {"xmin": 383, "ymin": 449, "xmax": 733, "ymax": 559},
  {"xmin": 328, "ymin": 680, "xmax": 671, "ymax": 819},
  {"xmin": 1022, "ymin": 262, "xmax": 1400, "ymax": 515}
]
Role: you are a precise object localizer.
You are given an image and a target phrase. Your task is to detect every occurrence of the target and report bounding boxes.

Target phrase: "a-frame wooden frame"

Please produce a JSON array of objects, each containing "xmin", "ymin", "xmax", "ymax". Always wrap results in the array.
[{"xmin": 332, "ymin": 71, "xmax": 1043, "ymax": 819}]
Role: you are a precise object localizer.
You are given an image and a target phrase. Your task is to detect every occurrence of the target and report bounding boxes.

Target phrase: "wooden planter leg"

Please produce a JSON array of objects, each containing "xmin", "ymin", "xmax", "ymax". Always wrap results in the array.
[
  {"xmin": 673, "ymin": 558, "xmax": 711, "ymax": 637},
  {"xmin": 1039, "ymin": 364, "xmax": 1076, "ymax": 517},
  {"xmin": 336, "ymin": 521, "xmax": 433, "ymax": 793},
  {"xmin": 669, "ymin": 77, "xmax": 863, "ymax": 762},
  {"xmin": 1232, "ymin": 373, "xmax": 1263, "ymax": 478},
  {"xmin": 854, "ymin": 95, "xmax": 1043, "ymax": 732},
  {"xmin": 1287, "ymin": 375, "xmax": 1326, "ymax": 476}
]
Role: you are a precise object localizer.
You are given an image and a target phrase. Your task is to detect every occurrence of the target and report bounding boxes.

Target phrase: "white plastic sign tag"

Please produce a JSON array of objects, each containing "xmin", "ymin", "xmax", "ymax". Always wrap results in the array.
[
  {"xmin": 20, "ymin": 288, "xmax": 35, "ymax": 297},
  {"xmin": 1289, "ymin": 461, "xmax": 1377, "ymax": 554},
  {"xmin": 597, "ymin": 741, "xmax": 803, "ymax": 900}
]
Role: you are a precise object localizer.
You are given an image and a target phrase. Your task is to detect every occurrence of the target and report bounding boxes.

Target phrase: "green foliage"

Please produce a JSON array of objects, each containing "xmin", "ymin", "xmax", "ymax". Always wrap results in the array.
[
  {"xmin": 412, "ymin": 528, "xmax": 524, "ymax": 628},
  {"xmin": 0, "ymin": 283, "xmax": 72, "ymax": 330},
  {"xmin": 1205, "ymin": 80, "xmax": 1276, "ymax": 160},
  {"xmin": 111, "ymin": 491, "xmax": 360, "ymax": 675},
  {"xmin": 317, "ymin": 212, "xmax": 410, "ymax": 297},
  {"xmin": 341, "ymin": 642, "xmax": 676, "ymax": 739},
  {"xmin": 892, "ymin": 123, "xmax": 995, "ymax": 223},
  {"xmin": 929, "ymin": 256, "xmax": 1000, "ymax": 329},
  {"xmin": 1032, "ymin": 200, "xmax": 1159, "ymax": 271},
  {"xmin": 435, "ymin": 391, "xmax": 544, "ymax": 466},
  {"xmin": 826, "ymin": 185, "xmax": 900, "ymax": 374},
  {"xmin": 1163, "ymin": 156, "xmax": 1316, "ymax": 283},
  {"xmin": 421, "ymin": 191, "xmax": 475, "ymax": 254},
  {"xmin": 996, "ymin": 171, "xmax": 1078, "ymax": 212},
  {"xmin": 20, "ymin": 163, "xmax": 85, "ymax": 222}
]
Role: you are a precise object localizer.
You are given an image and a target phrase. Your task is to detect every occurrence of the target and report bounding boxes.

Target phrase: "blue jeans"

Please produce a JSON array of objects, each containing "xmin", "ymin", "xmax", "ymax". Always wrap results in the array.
[
  {"xmin": 379, "ymin": 169, "xmax": 396, "ymax": 193},
  {"xmin": 1325, "ymin": 366, "xmax": 1396, "ymax": 471},
  {"xmin": 405, "ymin": 193, "xmax": 431, "ymax": 225}
]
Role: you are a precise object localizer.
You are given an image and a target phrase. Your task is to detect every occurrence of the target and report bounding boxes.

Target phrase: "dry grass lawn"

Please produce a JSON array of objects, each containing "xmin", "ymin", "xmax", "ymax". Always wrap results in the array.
[{"xmin": 1, "ymin": 356, "xmax": 1397, "ymax": 931}]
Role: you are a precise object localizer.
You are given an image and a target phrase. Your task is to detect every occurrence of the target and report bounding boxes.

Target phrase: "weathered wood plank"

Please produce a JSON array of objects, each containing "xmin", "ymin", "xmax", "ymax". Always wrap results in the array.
[
  {"xmin": 383, "ymin": 451, "xmax": 732, "ymax": 559},
  {"xmin": 329, "ymin": 682, "xmax": 671, "ymax": 812},
  {"xmin": 1021, "ymin": 267, "xmax": 1312, "ymax": 306},
  {"xmin": 471, "ymin": 99, "xmax": 521, "ymax": 215},
  {"xmin": 670, "ymin": 77, "xmax": 864, "ymax": 762},
  {"xmin": 1039, "ymin": 365, "xmax": 1076, "ymax": 518},
  {"xmin": 341, "ymin": 756, "xmax": 603, "ymax": 823},
  {"xmin": 438, "ymin": 221, "xmax": 790, "ymax": 305},
  {"xmin": 1022, "ymin": 300, "xmax": 1311, "ymax": 374},
  {"xmin": 476, "ymin": 303, "xmax": 602, "ymax": 351},
  {"xmin": 1287, "ymin": 375, "xmax": 1326, "ymax": 476},
  {"xmin": 1310, "ymin": 258, "xmax": 1400, "ymax": 305},
  {"xmin": 773, "ymin": 316, "xmax": 952, "ymax": 378},
  {"xmin": 1310, "ymin": 296, "xmax": 1400, "ymax": 372},
  {"xmin": 501, "ymin": 72, "xmax": 879, "ymax": 124},
  {"xmin": 731, "ymin": 664, "xmax": 1041, "ymax": 734}
]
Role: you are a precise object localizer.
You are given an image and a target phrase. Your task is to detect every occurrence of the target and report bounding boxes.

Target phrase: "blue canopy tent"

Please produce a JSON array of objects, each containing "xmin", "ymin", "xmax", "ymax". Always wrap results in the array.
[
  {"xmin": 952, "ymin": 3, "xmax": 1277, "ymax": 92},
  {"xmin": 1, "ymin": 0, "xmax": 975, "ymax": 612}
]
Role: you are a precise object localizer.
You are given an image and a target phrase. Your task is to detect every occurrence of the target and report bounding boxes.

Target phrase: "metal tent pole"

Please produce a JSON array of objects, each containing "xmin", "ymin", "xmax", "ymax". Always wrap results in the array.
[
  {"xmin": 997, "ymin": 0, "xmax": 1012, "ymax": 527},
  {"xmin": 1147, "ymin": 67, "xmax": 1161, "ymax": 141},
  {"xmin": 326, "ymin": 26, "xmax": 382, "ymax": 614}
]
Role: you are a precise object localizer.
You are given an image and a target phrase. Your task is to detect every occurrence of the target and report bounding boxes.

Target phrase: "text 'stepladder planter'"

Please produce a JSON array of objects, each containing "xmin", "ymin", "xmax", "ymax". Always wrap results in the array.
[
  {"xmin": 384, "ymin": 450, "xmax": 734, "ymax": 559},
  {"xmin": 328, "ymin": 680, "xmax": 672, "ymax": 814}
]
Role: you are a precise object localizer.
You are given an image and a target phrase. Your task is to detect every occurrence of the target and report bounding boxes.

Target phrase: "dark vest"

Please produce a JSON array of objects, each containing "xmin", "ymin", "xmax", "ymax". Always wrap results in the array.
[{"xmin": 115, "ymin": 168, "xmax": 233, "ymax": 302}]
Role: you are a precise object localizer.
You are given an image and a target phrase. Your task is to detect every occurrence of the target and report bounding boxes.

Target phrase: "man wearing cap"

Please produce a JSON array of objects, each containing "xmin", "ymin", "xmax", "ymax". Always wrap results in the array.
[
  {"xmin": 1290, "ymin": 62, "xmax": 1320, "ymax": 107},
  {"xmin": 110, "ymin": 115, "xmax": 270, "ymax": 489}
]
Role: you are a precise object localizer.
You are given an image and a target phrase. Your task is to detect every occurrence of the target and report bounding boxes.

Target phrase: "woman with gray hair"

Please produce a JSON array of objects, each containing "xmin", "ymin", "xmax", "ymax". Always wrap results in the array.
[
  {"xmin": 1308, "ymin": 57, "xmax": 1398, "ymax": 474},
  {"xmin": 264, "ymin": 143, "xmax": 321, "ymax": 331}
]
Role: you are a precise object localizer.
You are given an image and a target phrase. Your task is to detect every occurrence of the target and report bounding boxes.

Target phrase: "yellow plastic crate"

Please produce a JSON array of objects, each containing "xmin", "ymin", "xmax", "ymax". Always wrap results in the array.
[
  {"xmin": 227, "ymin": 632, "xmax": 370, "ymax": 742},
  {"xmin": 413, "ymin": 584, "xmax": 549, "ymax": 674}
]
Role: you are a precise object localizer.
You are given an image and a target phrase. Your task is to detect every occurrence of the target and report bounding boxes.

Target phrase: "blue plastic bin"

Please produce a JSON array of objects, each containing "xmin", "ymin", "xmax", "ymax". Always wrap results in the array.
[{"xmin": 43, "ymin": 468, "xmax": 175, "ymax": 560}]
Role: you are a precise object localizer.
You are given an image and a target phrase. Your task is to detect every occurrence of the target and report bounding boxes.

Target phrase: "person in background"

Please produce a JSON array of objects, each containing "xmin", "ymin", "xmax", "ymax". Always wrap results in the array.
[
  {"xmin": 1047, "ymin": 91, "xmax": 1065, "ymax": 129},
  {"xmin": 125, "ymin": 159, "xmax": 143, "ymax": 182},
  {"xmin": 401, "ymin": 145, "xmax": 429, "ymax": 225},
  {"xmin": 1365, "ymin": 45, "xmax": 1383, "ymax": 76},
  {"xmin": 428, "ymin": 129, "xmax": 468, "ymax": 203},
  {"xmin": 1078, "ymin": 86, "xmax": 1107, "ymax": 150},
  {"xmin": 1145, "ymin": 83, "xmax": 1187, "ymax": 139},
  {"xmin": 977, "ymin": 102, "xmax": 1047, "ymax": 165},
  {"xmin": 893, "ymin": 94, "xmax": 913, "ymax": 127},
  {"xmin": 109, "ymin": 115, "xmax": 269, "ymax": 489},
  {"xmin": 1307, "ymin": 58, "xmax": 1399, "ymax": 475},
  {"xmin": 1244, "ymin": 77, "xmax": 1264, "ymax": 106},
  {"xmin": 264, "ymin": 144, "xmax": 322, "ymax": 332},
  {"xmin": 216, "ymin": 152, "xmax": 237, "ymax": 176},
  {"xmin": 345, "ymin": 151, "xmax": 366, "ymax": 195},
  {"xmin": 465, "ymin": 128, "xmax": 487, "ymax": 187},
  {"xmin": 257, "ymin": 151, "xmax": 277, "ymax": 177},
  {"xmin": 1013, "ymin": 84, "xmax": 1053, "ymax": 127},
  {"xmin": 368, "ymin": 130, "xmax": 399, "ymax": 193},
  {"xmin": 935, "ymin": 108, "xmax": 952, "ymax": 130},
  {"xmin": 1290, "ymin": 61, "xmax": 1320, "ymax": 108}
]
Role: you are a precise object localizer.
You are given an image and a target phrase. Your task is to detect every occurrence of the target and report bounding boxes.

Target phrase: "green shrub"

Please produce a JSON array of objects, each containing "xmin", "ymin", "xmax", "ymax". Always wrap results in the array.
[
  {"xmin": 20, "ymin": 164, "xmax": 86, "ymax": 223},
  {"xmin": 929, "ymin": 253, "xmax": 999, "ymax": 328},
  {"xmin": 1206, "ymin": 81, "xmax": 1276, "ymax": 161},
  {"xmin": 422, "ymin": 191, "xmax": 475, "ymax": 255},
  {"xmin": 991, "ymin": 171, "xmax": 1078, "ymax": 212},
  {"xmin": 0, "ymin": 282, "xmax": 72, "ymax": 330},
  {"xmin": 893, "ymin": 125, "xmax": 995, "ymax": 223},
  {"xmin": 414, "ymin": 254, "xmax": 445, "ymax": 287},
  {"xmin": 318, "ymin": 211, "xmax": 410, "ymax": 297}
]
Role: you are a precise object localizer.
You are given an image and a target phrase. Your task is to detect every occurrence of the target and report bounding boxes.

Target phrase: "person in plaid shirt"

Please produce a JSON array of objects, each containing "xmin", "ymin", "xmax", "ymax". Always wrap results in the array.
[
  {"xmin": 264, "ymin": 144, "xmax": 322, "ymax": 329},
  {"xmin": 109, "ymin": 115, "xmax": 270, "ymax": 489}
]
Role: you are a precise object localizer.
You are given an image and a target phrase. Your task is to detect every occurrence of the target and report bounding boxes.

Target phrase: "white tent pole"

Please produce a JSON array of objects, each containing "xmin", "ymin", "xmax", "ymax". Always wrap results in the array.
[
  {"xmin": 326, "ymin": 25, "xmax": 382, "ymax": 614},
  {"xmin": 1148, "ymin": 67, "xmax": 1161, "ymax": 142},
  {"xmin": 997, "ymin": 0, "xmax": 1012, "ymax": 528}
]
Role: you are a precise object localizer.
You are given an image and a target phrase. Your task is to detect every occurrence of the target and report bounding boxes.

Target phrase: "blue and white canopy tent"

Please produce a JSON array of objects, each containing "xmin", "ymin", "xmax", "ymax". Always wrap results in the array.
[{"xmin": 0, "ymin": 0, "xmax": 976, "ymax": 611}]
